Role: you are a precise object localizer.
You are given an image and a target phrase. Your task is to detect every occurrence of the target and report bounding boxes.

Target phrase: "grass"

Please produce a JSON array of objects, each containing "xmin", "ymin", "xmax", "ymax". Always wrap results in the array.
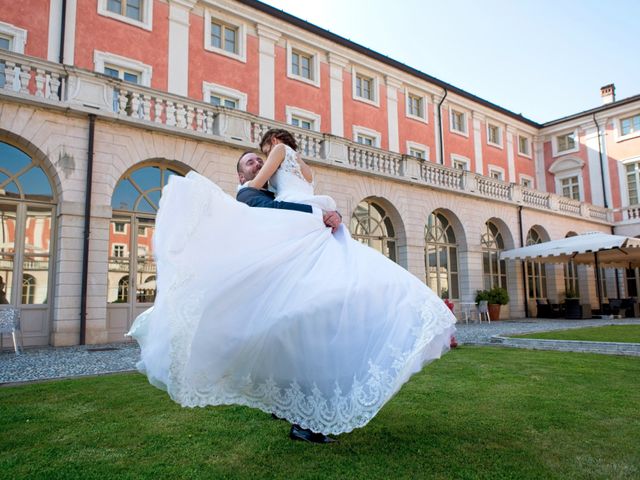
[
  {"xmin": 1, "ymin": 347, "xmax": 639, "ymax": 479},
  {"xmin": 511, "ymin": 325, "xmax": 640, "ymax": 343}
]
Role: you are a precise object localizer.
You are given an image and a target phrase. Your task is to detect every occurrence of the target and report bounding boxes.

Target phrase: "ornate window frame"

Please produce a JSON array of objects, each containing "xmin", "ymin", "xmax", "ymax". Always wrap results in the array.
[
  {"xmin": 97, "ymin": 0, "xmax": 153, "ymax": 31},
  {"xmin": 0, "ymin": 21, "xmax": 27, "ymax": 54},
  {"xmin": 202, "ymin": 81, "xmax": 247, "ymax": 111},
  {"xmin": 203, "ymin": 9, "xmax": 247, "ymax": 63},
  {"xmin": 94, "ymin": 50, "xmax": 152, "ymax": 86}
]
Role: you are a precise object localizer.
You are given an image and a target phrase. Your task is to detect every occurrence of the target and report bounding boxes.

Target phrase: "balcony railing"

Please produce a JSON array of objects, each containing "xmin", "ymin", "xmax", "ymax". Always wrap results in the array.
[{"xmin": 0, "ymin": 50, "xmax": 618, "ymax": 224}]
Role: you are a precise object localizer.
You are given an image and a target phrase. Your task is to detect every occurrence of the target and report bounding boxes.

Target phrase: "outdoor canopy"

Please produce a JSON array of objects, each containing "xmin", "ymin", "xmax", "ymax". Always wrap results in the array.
[{"xmin": 500, "ymin": 232, "xmax": 640, "ymax": 268}]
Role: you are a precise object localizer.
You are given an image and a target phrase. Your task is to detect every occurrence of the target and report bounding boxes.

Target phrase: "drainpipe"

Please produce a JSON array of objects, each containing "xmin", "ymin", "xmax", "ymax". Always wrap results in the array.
[
  {"xmin": 59, "ymin": 0, "xmax": 67, "ymax": 64},
  {"xmin": 437, "ymin": 88, "xmax": 448, "ymax": 165},
  {"xmin": 594, "ymin": 114, "xmax": 621, "ymax": 298},
  {"xmin": 79, "ymin": 114, "xmax": 96, "ymax": 345},
  {"xmin": 517, "ymin": 206, "xmax": 529, "ymax": 318}
]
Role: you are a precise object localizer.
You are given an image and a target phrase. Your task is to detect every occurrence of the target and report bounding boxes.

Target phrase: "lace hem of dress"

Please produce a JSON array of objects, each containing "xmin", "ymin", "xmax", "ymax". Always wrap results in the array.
[{"xmin": 160, "ymin": 279, "xmax": 455, "ymax": 435}]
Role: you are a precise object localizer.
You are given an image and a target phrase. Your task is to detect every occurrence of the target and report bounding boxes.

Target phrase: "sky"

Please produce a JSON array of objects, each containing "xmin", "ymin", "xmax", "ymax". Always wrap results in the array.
[{"xmin": 259, "ymin": 0, "xmax": 639, "ymax": 124}]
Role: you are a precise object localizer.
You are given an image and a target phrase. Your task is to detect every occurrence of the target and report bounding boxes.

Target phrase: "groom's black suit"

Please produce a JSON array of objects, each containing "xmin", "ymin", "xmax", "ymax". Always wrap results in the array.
[{"xmin": 236, "ymin": 187, "xmax": 312, "ymax": 213}]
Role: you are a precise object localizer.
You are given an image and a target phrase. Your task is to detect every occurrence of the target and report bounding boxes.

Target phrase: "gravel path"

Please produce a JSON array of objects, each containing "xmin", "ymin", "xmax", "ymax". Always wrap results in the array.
[{"xmin": 2, "ymin": 319, "xmax": 639, "ymax": 385}]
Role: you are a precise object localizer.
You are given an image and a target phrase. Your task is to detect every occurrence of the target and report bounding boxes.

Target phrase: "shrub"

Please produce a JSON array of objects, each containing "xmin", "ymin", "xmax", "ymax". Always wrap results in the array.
[
  {"xmin": 475, "ymin": 290, "xmax": 490, "ymax": 303},
  {"xmin": 488, "ymin": 287, "xmax": 509, "ymax": 305},
  {"xmin": 564, "ymin": 288, "xmax": 579, "ymax": 299}
]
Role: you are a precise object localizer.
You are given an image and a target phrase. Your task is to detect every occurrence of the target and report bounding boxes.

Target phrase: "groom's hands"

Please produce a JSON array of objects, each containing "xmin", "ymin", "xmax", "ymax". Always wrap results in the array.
[{"xmin": 322, "ymin": 210, "xmax": 342, "ymax": 233}]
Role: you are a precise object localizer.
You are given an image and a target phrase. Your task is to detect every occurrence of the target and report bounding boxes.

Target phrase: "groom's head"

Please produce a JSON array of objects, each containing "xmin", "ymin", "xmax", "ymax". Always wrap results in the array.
[{"xmin": 237, "ymin": 151, "xmax": 263, "ymax": 184}]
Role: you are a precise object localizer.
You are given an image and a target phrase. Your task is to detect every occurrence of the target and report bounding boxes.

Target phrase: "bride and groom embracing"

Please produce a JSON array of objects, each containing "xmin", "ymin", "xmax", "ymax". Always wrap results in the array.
[{"xmin": 128, "ymin": 128, "xmax": 456, "ymax": 444}]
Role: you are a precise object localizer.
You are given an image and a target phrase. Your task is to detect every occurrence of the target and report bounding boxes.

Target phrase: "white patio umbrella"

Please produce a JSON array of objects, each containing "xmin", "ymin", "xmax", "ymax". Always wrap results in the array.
[
  {"xmin": 500, "ymin": 232, "xmax": 640, "ymax": 267},
  {"xmin": 500, "ymin": 232, "xmax": 640, "ymax": 307}
]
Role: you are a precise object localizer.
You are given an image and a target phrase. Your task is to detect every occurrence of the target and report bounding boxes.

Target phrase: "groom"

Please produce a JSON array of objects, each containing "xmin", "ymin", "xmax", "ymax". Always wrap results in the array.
[
  {"xmin": 236, "ymin": 151, "xmax": 341, "ymax": 233},
  {"xmin": 236, "ymin": 150, "xmax": 339, "ymax": 444}
]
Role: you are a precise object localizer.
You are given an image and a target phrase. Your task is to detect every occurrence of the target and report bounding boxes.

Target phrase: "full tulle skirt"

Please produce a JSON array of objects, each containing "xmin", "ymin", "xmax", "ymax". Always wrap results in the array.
[{"xmin": 128, "ymin": 172, "xmax": 456, "ymax": 435}]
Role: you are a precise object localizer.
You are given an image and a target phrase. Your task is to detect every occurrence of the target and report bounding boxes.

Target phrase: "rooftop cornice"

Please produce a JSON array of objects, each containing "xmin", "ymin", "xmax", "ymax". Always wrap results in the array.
[{"xmin": 236, "ymin": 0, "xmax": 543, "ymax": 129}]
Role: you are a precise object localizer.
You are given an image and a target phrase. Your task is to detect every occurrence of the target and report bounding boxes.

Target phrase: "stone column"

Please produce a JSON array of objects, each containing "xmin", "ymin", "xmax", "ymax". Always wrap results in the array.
[
  {"xmin": 167, "ymin": 0, "xmax": 197, "ymax": 97},
  {"xmin": 257, "ymin": 24, "xmax": 281, "ymax": 120},
  {"xmin": 472, "ymin": 112, "xmax": 484, "ymax": 174},
  {"xmin": 506, "ymin": 126, "xmax": 516, "ymax": 183},
  {"xmin": 533, "ymin": 135, "xmax": 546, "ymax": 191},
  {"xmin": 63, "ymin": 0, "xmax": 77, "ymax": 65},
  {"xmin": 385, "ymin": 76, "xmax": 402, "ymax": 153},
  {"xmin": 48, "ymin": 0, "xmax": 63, "ymax": 62},
  {"xmin": 328, "ymin": 53, "xmax": 348, "ymax": 137}
]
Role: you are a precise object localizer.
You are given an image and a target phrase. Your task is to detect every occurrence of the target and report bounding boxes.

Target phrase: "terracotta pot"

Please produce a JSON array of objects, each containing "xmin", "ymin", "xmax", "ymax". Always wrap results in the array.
[{"xmin": 488, "ymin": 304, "xmax": 502, "ymax": 321}]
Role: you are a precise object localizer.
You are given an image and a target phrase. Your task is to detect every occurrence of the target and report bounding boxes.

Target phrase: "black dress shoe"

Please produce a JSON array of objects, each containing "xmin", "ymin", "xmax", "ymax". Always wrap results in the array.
[{"xmin": 289, "ymin": 424, "xmax": 337, "ymax": 444}]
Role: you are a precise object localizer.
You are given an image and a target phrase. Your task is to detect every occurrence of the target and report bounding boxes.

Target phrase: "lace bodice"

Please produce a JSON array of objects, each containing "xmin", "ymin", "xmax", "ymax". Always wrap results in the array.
[
  {"xmin": 271, "ymin": 145, "xmax": 336, "ymax": 212},
  {"xmin": 270, "ymin": 145, "xmax": 314, "ymax": 197}
]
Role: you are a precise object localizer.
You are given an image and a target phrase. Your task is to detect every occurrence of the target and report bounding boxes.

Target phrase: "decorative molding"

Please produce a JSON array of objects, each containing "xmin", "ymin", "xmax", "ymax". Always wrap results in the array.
[
  {"xmin": 548, "ymin": 156, "xmax": 584, "ymax": 174},
  {"xmin": 0, "ymin": 20, "xmax": 27, "ymax": 54},
  {"xmin": 93, "ymin": 50, "xmax": 152, "ymax": 86},
  {"xmin": 385, "ymin": 75, "xmax": 403, "ymax": 90},
  {"xmin": 204, "ymin": 8, "xmax": 247, "ymax": 63},
  {"xmin": 327, "ymin": 52, "xmax": 349, "ymax": 69},
  {"xmin": 351, "ymin": 66, "xmax": 380, "ymax": 108},
  {"xmin": 353, "ymin": 125, "xmax": 382, "ymax": 147},
  {"xmin": 202, "ymin": 81, "xmax": 248, "ymax": 110},
  {"xmin": 255, "ymin": 23, "xmax": 281, "ymax": 42},
  {"xmin": 285, "ymin": 40, "xmax": 320, "ymax": 88},
  {"xmin": 285, "ymin": 105, "xmax": 321, "ymax": 131}
]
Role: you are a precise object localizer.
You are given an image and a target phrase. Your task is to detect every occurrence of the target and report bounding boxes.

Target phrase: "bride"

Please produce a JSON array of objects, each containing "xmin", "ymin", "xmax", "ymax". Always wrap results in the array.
[{"xmin": 128, "ymin": 128, "xmax": 456, "ymax": 438}]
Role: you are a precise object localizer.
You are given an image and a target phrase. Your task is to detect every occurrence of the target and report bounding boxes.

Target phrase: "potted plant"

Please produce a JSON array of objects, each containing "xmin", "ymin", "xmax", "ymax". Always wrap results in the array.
[
  {"xmin": 487, "ymin": 286, "xmax": 509, "ymax": 321},
  {"xmin": 475, "ymin": 290, "xmax": 490, "ymax": 303},
  {"xmin": 564, "ymin": 289, "xmax": 581, "ymax": 319}
]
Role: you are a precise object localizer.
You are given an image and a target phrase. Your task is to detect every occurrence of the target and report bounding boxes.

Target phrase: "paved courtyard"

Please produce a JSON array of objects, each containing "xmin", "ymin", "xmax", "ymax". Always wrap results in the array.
[{"xmin": 1, "ymin": 318, "xmax": 639, "ymax": 385}]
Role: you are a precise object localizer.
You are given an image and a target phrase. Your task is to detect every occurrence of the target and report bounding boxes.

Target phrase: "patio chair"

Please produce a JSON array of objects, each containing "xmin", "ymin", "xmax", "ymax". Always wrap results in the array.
[
  {"xmin": 0, "ymin": 307, "xmax": 22, "ymax": 354},
  {"xmin": 460, "ymin": 302, "xmax": 477, "ymax": 324},
  {"xmin": 536, "ymin": 299, "xmax": 563, "ymax": 318},
  {"xmin": 478, "ymin": 300, "xmax": 490, "ymax": 323},
  {"xmin": 608, "ymin": 298, "xmax": 624, "ymax": 318},
  {"xmin": 620, "ymin": 298, "xmax": 640, "ymax": 318}
]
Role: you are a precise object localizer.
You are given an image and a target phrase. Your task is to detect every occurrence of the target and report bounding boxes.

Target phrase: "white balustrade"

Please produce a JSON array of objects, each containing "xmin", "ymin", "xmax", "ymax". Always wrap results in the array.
[
  {"xmin": 348, "ymin": 145, "xmax": 401, "ymax": 176},
  {"xmin": 420, "ymin": 162, "xmax": 464, "ymax": 191},
  {"xmin": 476, "ymin": 177, "xmax": 512, "ymax": 201},
  {"xmin": 558, "ymin": 197, "xmax": 581, "ymax": 215},
  {"xmin": 0, "ymin": 50, "xmax": 622, "ymax": 225},
  {"xmin": 522, "ymin": 188, "xmax": 550, "ymax": 209}
]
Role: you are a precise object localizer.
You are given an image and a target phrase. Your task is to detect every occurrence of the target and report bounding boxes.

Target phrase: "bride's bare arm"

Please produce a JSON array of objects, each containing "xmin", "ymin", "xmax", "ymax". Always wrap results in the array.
[{"xmin": 248, "ymin": 143, "xmax": 286, "ymax": 189}]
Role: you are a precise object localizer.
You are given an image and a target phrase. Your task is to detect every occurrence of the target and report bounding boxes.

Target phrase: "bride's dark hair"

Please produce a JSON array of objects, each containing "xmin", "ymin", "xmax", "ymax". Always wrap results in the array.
[{"xmin": 259, "ymin": 129, "xmax": 298, "ymax": 152}]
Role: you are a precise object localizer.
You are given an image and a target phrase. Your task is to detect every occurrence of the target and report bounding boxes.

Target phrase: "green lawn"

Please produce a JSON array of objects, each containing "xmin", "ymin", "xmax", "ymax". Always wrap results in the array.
[
  {"xmin": 512, "ymin": 325, "xmax": 640, "ymax": 343},
  {"xmin": 1, "ymin": 347, "xmax": 639, "ymax": 479}
]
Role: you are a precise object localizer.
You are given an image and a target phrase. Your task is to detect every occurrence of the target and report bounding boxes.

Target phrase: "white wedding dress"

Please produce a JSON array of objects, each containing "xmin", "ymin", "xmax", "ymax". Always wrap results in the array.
[{"xmin": 128, "ymin": 145, "xmax": 456, "ymax": 435}]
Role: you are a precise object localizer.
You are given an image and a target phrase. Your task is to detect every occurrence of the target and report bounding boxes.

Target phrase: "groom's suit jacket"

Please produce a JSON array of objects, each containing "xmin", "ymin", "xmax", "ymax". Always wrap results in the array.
[{"xmin": 236, "ymin": 187, "xmax": 312, "ymax": 213}]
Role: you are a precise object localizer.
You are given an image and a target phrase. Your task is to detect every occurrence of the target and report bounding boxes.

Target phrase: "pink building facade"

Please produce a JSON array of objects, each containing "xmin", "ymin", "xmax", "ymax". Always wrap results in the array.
[{"xmin": 1, "ymin": 0, "xmax": 639, "ymax": 347}]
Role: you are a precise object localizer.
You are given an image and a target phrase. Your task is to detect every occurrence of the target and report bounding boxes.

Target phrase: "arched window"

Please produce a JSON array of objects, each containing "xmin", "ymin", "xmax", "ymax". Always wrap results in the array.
[
  {"xmin": 564, "ymin": 232, "xmax": 579, "ymax": 296},
  {"xmin": 0, "ymin": 141, "xmax": 54, "ymax": 306},
  {"xmin": 117, "ymin": 276, "xmax": 129, "ymax": 303},
  {"xmin": 425, "ymin": 212, "xmax": 459, "ymax": 299},
  {"xmin": 350, "ymin": 200, "xmax": 397, "ymax": 262},
  {"xmin": 22, "ymin": 273, "xmax": 36, "ymax": 304},
  {"xmin": 481, "ymin": 221, "xmax": 507, "ymax": 289},
  {"xmin": 526, "ymin": 229, "xmax": 547, "ymax": 300},
  {"xmin": 108, "ymin": 164, "xmax": 185, "ymax": 305}
]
